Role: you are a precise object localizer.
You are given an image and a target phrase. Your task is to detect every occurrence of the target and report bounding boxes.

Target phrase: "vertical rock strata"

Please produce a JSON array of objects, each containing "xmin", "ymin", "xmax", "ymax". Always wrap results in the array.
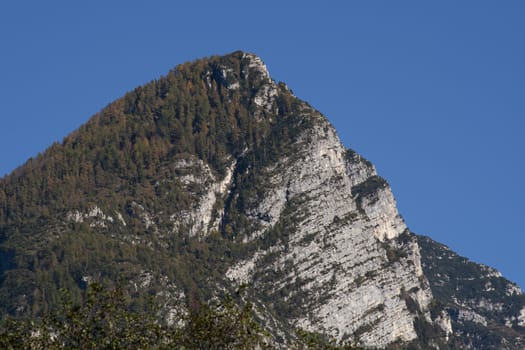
[{"xmin": 225, "ymin": 110, "xmax": 440, "ymax": 346}]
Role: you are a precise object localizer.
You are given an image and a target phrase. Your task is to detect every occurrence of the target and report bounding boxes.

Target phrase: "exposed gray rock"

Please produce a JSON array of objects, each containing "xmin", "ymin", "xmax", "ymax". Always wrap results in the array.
[{"xmin": 225, "ymin": 106, "xmax": 445, "ymax": 347}]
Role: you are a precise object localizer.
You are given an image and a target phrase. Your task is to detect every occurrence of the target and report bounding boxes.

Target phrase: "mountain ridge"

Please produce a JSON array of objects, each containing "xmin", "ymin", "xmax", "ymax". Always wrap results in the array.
[{"xmin": 1, "ymin": 51, "xmax": 524, "ymax": 349}]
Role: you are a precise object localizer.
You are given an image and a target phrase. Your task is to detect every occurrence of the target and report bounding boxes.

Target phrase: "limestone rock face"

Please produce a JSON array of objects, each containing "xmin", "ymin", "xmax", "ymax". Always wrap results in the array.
[{"xmin": 223, "ymin": 106, "xmax": 444, "ymax": 347}]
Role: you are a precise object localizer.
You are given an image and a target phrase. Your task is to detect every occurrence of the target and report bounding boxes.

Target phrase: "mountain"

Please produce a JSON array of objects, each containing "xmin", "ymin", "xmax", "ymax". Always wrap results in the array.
[{"xmin": 1, "ymin": 51, "xmax": 524, "ymax": 349}]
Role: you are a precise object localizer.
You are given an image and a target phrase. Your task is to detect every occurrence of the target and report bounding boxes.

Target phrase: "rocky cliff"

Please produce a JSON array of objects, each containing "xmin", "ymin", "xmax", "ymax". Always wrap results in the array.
[
  {"xmin": 223, "ymin": 105, "xmax": 440, "ymax": 347},
  {"xmin": 0, "ymin": 51, "xmax": 523, "ymax": 349}
]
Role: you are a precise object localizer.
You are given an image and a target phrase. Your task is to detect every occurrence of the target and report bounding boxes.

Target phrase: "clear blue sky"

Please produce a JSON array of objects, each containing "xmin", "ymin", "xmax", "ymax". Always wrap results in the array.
[{"xmin": 1, "ymin": 1, "xmax": 524, "ymax": 288}]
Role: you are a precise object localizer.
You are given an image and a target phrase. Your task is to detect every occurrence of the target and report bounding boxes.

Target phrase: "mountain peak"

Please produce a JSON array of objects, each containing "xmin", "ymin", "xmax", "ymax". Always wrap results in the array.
[
  {"xmin": 1, "ymin": 52, "xmax": 525, "ymax": 349},
  {"xmin": 218, "ymin": 50, "xmax": 272, "ymax": 79},
  {"xmin": 240, "ymin": 51, "xmax": 272, "ymax": 80},
  {"xmin": 166, "ymin": 50, "xmax": 278, "ymax": 114}
]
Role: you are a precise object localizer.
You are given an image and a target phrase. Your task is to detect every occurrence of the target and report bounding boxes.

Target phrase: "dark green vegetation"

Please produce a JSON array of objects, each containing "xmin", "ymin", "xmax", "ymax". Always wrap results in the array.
[
  {"xmin": 418, "ymin": 235, "xmax": 525, "ymax": 349},
  {"xmin": 0, "ymin": 283, "xmax": 362, "ymax": 349}
]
